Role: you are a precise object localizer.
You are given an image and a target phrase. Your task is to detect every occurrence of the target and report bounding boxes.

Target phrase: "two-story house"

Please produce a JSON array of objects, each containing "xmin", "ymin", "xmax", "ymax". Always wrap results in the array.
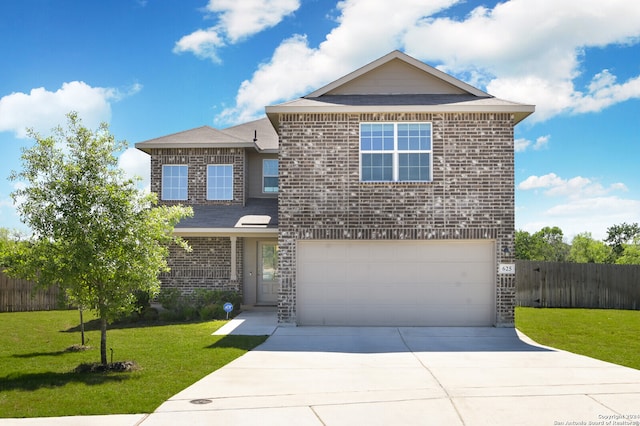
[{"xmin": 136, "ymin": 50, "xmax": 534, "ymax": 327}]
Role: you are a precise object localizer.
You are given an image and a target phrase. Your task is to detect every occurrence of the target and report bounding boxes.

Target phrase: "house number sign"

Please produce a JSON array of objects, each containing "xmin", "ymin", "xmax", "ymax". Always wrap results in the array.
[{"xmin": 498, "ymin": 264, "xmax": 516, "ymax": 274}]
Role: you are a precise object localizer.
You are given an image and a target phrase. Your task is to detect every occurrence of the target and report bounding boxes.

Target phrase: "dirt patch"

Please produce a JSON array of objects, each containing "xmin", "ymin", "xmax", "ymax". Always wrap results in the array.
[
  {"xmin": 65, "ymin": 344, "xmax": 92, "ymax": 352},
  {"xmin": 74, "ymin": 361, "xmax": 140, "ymax": 373}
]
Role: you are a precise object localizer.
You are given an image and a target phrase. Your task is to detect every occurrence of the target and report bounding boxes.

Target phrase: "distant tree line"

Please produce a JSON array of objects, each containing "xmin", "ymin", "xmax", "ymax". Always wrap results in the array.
[{"xmin": 516, "ymin": 222, "xmax": 640, "ymax": 265}]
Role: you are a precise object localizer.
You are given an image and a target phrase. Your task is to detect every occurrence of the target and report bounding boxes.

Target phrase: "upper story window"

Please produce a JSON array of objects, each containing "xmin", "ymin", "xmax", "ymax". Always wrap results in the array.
[
  {"xmin": 360, "ymin": 122, "xmax": 432, "ymax": 182},
  {"xmin": 207, "ymin": 164, "xmax": 233, "ymax": 201},
  {"xmin": 263, "ymin": 159, "xmax": 278, "ymax": 193},
  {"xmin": 162, "ymin": 165, "xmax": 188, "ymax": 200}
]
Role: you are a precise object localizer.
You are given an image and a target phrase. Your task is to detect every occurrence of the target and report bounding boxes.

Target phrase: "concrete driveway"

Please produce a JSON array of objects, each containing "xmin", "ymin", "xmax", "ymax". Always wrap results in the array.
[{"xmin": 145, "ymin": 325, "xmax": 640, "ymax": 426}]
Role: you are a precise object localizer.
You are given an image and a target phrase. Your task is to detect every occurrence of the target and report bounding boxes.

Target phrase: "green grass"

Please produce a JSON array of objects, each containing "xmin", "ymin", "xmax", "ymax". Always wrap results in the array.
[
  {"xmin": 0, "ymin": 310, "xmax": 267, "ymax": 418},
  {"xmin": 516, "ymin": 307, "xmax": 640, "ymax": 370}
]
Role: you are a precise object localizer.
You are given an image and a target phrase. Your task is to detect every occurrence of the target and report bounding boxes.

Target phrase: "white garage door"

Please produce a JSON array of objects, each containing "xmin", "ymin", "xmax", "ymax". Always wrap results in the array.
[{"xmin": 297, "ymin": 240, "xmax": 495, "ymax": 326}]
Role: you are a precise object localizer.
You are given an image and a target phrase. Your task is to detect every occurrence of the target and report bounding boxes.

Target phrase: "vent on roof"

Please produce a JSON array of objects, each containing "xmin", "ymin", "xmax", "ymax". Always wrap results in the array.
[{"xmin": 235, "ymin": 215, "xmax": 271, "ymax": 228}]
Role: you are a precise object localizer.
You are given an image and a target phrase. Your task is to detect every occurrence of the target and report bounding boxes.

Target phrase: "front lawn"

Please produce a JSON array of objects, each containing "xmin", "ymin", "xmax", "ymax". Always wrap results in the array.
[
  {"xmin": 0, "ymin": 310, "xmax": 267, "ymax": 418},
  {"xmin": 516, "ymin": 307, "xmax": 640, "ymax": 370}
]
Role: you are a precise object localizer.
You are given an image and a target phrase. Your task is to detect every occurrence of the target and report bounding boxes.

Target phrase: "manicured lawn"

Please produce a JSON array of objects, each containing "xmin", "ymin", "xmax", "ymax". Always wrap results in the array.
[
  {"xmin": 516, "ymin": 307, "xmax": 640, "ymax": 370},
  {"xmin": 0, "ymin": 310, "xmax": 267, "ymax": 418}
]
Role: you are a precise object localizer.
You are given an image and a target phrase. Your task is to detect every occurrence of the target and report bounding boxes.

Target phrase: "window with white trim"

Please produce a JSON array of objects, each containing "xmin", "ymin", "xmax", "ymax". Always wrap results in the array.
[
  {"xmin": 360, "ymin": 122, "xmax": 432, "ymax": 182},
  {"xmin": 207, "ymin": 164, "xmax": 233, "ymax": 200},
  {"xmin": 263, "ymin": 159, "xmax": 278, "ymax": 193},
  {"xmin": 161, "ymin": 165, "xmax": 188, "ymax": 200}
]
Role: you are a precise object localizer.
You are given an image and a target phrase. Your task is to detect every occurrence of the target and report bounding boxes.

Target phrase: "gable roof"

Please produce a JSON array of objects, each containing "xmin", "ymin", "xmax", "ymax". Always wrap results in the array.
[
  {"xmin": 135, "ymin": 118, "xmax": 279, "ymax": 153},
  {"xmin": 222, "ymin": 117, "xmax": 279, "ymax": 152},
  {"xmin": 307, "ymin": 50, "xmax": 489, "ymax": 98},
  {"xmin": 266, "ymin": 50, "xmax": 534, "ymax": 126},
  {"xmin": 135, "ymin": 126, "xmax": 253, "ymax": 153}
]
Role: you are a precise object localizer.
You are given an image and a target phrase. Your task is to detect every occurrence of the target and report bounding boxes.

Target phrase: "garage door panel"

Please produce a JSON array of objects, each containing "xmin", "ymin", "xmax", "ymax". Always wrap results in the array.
[{"xmin": 297, "ymin": 240, "xmax": 495, "ymax": 326}]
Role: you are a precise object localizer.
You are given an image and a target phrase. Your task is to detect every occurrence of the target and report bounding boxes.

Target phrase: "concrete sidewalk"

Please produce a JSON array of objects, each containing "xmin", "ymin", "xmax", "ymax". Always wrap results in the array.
[{"xmin": 2, "ymin": 312, "xmax": 640, "ymax": 425}]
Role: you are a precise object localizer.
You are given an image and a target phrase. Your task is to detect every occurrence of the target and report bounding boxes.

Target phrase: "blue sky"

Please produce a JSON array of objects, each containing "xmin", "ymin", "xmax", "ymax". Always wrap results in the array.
[{"xmin": 1, "ymin": 0, "xmax": 639, "ymax": 241}]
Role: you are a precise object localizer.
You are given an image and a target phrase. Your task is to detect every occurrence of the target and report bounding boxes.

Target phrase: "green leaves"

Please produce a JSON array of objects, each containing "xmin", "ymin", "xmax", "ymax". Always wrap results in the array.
[
  {"xmin": 9, "ymin": 112, "xmax": 192, "ymax": 364},
  {"xmin": 516, "ymin": 224, "xmax": 640, "ymax": 265},
  {"xmin": 515, "ymin": 226, "xmax": 569, "ymax": 261}
]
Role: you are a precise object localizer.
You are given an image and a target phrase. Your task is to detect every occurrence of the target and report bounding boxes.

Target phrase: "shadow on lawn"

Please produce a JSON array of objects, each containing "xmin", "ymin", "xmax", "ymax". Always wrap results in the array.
[
  {"xmin": 0, "ymin": 369, "xmax": 130, "ymax": 392},
  {"xmin": 13, "ymin": 350, "xmax": 71, "ymax": 358},
  {"xmin": 12, "ymin": 345, "xmax": 93, "ymax": 359},
  {"xmin": 62, "ymin": 317, "xmax": 228, "ymax": 333}
]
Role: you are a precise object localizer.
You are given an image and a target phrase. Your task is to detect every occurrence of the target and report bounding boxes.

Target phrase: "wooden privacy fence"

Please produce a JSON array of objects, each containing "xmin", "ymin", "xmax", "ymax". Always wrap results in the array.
[
  {"xmin": 0, "ymin": 269, "xmax": 65, "ymax": 312},
  {"xmin": 516, "ymin": 260, "xmax": 640, "ymax": 310}
]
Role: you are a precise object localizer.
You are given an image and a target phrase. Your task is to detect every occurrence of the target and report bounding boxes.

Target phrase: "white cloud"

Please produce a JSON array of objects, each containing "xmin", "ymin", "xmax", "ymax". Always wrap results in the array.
[
  {"xmin": 216, "ymin": 0, "xmax": 640, "ymax": 124},
  {"xmin": 518, "ymin": 172, "xmax": 627, "ymax": 198},
  {"xmin": 573, "ymin": 71, "xmax": 640, "ymax": 114},
  {"xmin": 403, "ymin": 0, "xmax": 640, "ymax": 121},
  {"xmin": 517, "ymin": 173, "xmax": 637, "ymax": 239},
  {"xmin": 533, "ymin": 135, "xmax": 550, "ymax": 150},
  {"xmin": 519, "ymin": 173, "xmax": 566, "ymax": 191},
  {"xmin": 514, "ymin": 138, "xmax": 529, "ymax": 152},
  {"xmin": 515, "ymin": 134, "xmax": 550, "ymax": 152},
  {"xmin": 0, "ymin": 182, "xmax": 29, "ymax": 233},
  {"xmin": 174, "ymin": 0, "xmax": 300, "ymax": 61},
  {"xmin": 174, "ymin": 29, "xmax": 225, "ymax": 62},
  {"xmin": 217, "ymin": 0, "xmax": 460, "ymax": 123},
  {"xmin": 118, "ymin": 148, "xmax": 151, "ymax": 192},
  {"xmin": 207, "ymin": 0, "xmax": 300, "ymax": 43},
  {"xmin": 0, "ymin": 81, "xmax": 140, "ymax": 139},
  {"xmin": 519, "ymin": 196, "xmax": 640, "ymax": 240}
]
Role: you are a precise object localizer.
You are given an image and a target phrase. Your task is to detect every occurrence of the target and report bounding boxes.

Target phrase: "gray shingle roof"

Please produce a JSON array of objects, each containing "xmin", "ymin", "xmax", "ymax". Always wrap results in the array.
[
  {"xmin": 222, "ymin": 117, "xmax": 279, "ymax": 152},
  {"xmin": 176, "ymin": 198, "xmax": 278, "ymax": 229},
  {"xmin": 135, "ymin": 117, "xmax": 279, "ymax": 153},
  {"xmin": 135, "ymin": 126, "xmax": 253, "ymax": 153}
]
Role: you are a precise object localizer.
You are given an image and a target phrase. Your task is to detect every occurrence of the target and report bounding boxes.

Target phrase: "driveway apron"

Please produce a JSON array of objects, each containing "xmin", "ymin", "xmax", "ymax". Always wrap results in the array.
[{"xmin": 146, "ymin": 325, "xmax": 640, "ymax": 426}]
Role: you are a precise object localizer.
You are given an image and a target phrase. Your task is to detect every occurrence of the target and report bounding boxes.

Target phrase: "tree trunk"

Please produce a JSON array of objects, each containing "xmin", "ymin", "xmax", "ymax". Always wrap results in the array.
[
  {"xmin": 100, "ymin": 316, "xmax": 108, "ymax": 365},
  {"xmin": 79, "ymin": 308, "xmax": 85, "ymax": 346}
]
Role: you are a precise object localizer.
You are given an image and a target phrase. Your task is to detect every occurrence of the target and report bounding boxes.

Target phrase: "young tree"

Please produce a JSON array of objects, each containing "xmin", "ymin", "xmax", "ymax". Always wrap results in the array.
[
  {"xmin": 9, "ymin": 113, "xmax": 192, "ymax": 365},
  {"xmin": 568, "ymin": 232, "xmax": 611, "ymax": 263}
]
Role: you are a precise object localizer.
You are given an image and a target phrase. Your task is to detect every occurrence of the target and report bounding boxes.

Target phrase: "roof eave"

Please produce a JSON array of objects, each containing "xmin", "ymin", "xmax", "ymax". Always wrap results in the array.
[
  {"xmin": 254, "ymin": 146, "xmax": 279, "ymax": 154},
  {"xmin": 266, "ymin": 104, "xmax": 535, "ymax": 124},
  {"xmin": 173, "ymin": 227, "xmax": 279, "ymax": 237},
  {"xmin": 135, "ymin": 141, "xmax": 256, "ymax": 153}
]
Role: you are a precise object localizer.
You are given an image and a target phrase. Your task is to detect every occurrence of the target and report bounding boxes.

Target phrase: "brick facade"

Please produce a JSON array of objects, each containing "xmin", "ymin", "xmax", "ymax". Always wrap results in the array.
[
  {"xmin": 150, "ymin": 147, "xmax": 246, "ymax": 294},
  {"xmin": 161, "ymin": 236, "xmax": 243, "ymax": 294},
  {"xmin": 150, "ymin": 148, "xmax": 245, "ymax": 205},
  {"xmin": 277, "ymin": 112, "xmax": 516, "ymax": 325}
]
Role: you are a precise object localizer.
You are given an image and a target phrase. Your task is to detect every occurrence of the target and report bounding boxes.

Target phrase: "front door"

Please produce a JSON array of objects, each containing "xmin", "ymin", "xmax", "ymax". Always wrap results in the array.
[{"xmin": 257, "ymin": 241, "xmax": 278, "ymax": 304}]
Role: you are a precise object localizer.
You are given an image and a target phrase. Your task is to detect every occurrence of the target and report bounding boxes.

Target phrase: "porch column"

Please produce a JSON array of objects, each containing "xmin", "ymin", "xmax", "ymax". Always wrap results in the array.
[{"xmin": 229, "ymin": 236, "xmax": 237, "ymax": 281}]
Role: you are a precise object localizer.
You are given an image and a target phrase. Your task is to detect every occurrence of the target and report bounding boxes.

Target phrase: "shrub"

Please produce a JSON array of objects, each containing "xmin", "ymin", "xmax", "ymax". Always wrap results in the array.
[
  {"xmin": 158, "ymin": 288, "xmax": 242, "ymax": 321},
  {"xmin": 157, "ymin": 288, "xmax": 241, "ymax": 321},
  {"xmin": 157, "ymin": 288, "xmax": 183, "ymax": 312},
  {"xmin": 199, "ymin": 303, "xmax": 224, "ymax": 320},
  {"xmin": 133, "ymin": 290, "xmax": 151, "ymax": 313}
]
